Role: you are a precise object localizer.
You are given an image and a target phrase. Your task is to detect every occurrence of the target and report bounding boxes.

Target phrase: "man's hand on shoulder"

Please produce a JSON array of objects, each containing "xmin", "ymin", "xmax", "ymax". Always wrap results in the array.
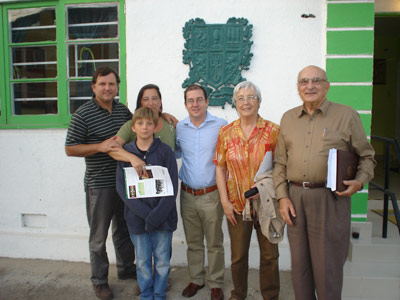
[
  {"xmin": 99, "ymin": 136, "xmax": 121, "ymax": 153},
  {"xmin": 336, "ymin": 180, "xmax": 363, "ymax": 197},
  {"xmin": 279, "ymin": 197, "xmax": 296, "ymax": 226}
]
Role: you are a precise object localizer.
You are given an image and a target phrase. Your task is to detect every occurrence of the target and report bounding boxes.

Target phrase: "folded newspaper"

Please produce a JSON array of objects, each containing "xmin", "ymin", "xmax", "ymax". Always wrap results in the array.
[{"xmin": 123, "ymin": 166, "xmax": 174, "ymax": 199}]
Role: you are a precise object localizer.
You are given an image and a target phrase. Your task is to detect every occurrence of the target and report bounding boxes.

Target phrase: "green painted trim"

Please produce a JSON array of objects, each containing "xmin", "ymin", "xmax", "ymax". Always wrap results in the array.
[
  {"xmin": 0, "ymin": 0, "xmax": 126, "ymax": 128},
  {"xmin": 326, "ymin": 1, "xmax": 376, "ymax": 221},
  {"xmin": 327, "ymin": 3, "xmax": 374, "ymax": 28},
  {"xmin": 5, "ymin": 114, "xmax": 63, "ymax": 126},
  {"xmin": 351, "ymin": 217, "xmax": 367, "ymax": 222},
  {"xmin": 9, "ymin": 41, "xmax": 57, "ymax": 47},
  {"xmin": 3, "ymin": 1, "xmax": 56, "ymax": 9},
  {"xmin": 4, "ymin": 1, "xmax": 62, "ymax": 127},
  {"xmin": 2, "ymin": 2, "xmax": 17, "ymax": 124},
  {"xmin": 66, "ymin": 0, "xmax": 112, "ymax": 3},
  {"xmin": 351, "ymin": 192, "xmax": 369, "ymax": 215},
  {"xmin": 10, "ymin": 78, "xmax": 58, "ymax": 83},
  {"xmin": 326, "ymin": 58, "xmax": 373, "ymax": 82},
  {"xmin": 0, "ymin": 7, "xmax": 5, "ymax": 124},
  {"xmin": 65, "ymin": 38, "xmax": 120, "ymax": 44},
  {"xmin": 327, "ymin": 85, "xmax": 372, "ymax": 110},
  {"xmin": 118, "ymin": 0, "xmax": 126, "ymax": 105},
  {"xmin": 56, "ymin": 0, "xmax": 68, "ymax": 124},
  {"xmin": 0, "ymin": 123, "xmax": 68, "ymax": 129},
  {"xmin": 327, "ymin": 31, "xmax": 374, "ymax": 55},
  {"xmin": 359, "ymin": 113, "xmax": 372, "ymax": 136}
]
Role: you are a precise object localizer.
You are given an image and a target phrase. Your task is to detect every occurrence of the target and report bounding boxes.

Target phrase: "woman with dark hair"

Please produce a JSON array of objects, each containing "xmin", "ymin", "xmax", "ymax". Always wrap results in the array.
[
  {"xmin": 135, "ymin": 84, "xmax": 163, "ymax": 115},
  {"xmin": 117, "ymin": 84, "xmax": 176, "ymax": 151},
  {"xmin": 110, "ymin": 84, "xmax": 177, "ymax": 174}
]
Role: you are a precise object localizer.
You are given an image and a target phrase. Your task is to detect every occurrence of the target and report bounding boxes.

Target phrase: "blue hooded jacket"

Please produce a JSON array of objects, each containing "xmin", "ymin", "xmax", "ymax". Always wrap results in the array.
[{"xmin": 116, "ymin": 138, "xmax": 178, "ymax": 234}]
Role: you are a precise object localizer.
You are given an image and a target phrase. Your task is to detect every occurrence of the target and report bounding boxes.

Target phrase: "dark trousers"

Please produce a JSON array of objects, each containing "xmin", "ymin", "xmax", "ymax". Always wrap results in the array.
[
  {"xmin": 227, "ymin": 214, "xmax": 280, "ymax": 300},
  {"xmin": 288, "ymin": 185, "xmax": 351, "ymax": 300},
  {"xmin": 86, "ymin": 187, "xmax": 135, "ymax": 285}
]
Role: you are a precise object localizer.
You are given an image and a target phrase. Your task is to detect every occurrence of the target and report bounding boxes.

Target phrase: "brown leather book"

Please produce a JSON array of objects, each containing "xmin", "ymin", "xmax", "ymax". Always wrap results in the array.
[{"xmin": 336, "ymin": 149, "xmax": 359, "ymax": 192}]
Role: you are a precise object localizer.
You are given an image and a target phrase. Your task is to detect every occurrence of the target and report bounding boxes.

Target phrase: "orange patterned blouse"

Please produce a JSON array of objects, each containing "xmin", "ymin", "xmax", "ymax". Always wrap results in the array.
[{"xmin": 213, "ymin": 116, "xmax": 279, "ymax": 212}]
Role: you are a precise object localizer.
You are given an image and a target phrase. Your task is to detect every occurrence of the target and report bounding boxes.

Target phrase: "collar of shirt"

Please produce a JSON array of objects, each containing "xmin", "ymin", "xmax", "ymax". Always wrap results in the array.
[
  {"xmin": 182, "ymin": 111, "xmax": 217, "ymax": 129},
  {"xmin": 91, "ymin": 96, "xmax": 118, "ymax": 112},
  {"xmin": 298, "ymin": 99, "xmax": 330, "ymax": 118},
  {"xmin": 231, "ymin": 115, "xmax": 267, "ymax": 140}
]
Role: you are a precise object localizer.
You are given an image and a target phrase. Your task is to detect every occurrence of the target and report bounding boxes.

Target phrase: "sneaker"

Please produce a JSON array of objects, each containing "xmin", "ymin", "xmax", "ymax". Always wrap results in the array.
[{"xmin": 93, "ymin": 283, "xmax": 113, "ymax": 300}]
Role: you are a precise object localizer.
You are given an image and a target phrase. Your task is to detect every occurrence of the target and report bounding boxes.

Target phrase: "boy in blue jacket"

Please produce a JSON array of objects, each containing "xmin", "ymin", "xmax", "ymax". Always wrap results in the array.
[{"xmin": 116, "ymin": 107, "xmax": 178, "ymax": 300}]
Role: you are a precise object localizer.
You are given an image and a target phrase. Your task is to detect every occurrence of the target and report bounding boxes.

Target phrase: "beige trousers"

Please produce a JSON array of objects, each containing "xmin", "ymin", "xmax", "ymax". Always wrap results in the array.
[{"xmin": 180, "ymin": 188, "xmax": 225, "ymax": 288}]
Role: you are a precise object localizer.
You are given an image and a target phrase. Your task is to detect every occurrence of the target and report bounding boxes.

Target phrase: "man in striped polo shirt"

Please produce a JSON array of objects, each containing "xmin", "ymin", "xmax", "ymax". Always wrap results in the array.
[{"xmin": 65, "ymin": 67, "xmax": 136, "ymax": 300}]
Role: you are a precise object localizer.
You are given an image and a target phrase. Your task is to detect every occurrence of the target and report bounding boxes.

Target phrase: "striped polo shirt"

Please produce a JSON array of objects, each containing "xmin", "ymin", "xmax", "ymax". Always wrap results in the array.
[{"xmin": 65, "ymin": 97, "xmax": 132, "ymax": 189}]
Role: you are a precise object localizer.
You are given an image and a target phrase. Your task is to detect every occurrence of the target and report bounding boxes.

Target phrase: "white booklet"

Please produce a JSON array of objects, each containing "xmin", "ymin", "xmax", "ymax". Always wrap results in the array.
[
  {"xmin": 123, "ymin": 166, "xmax": 174, "ymax": 199},
  {"xmin": 326, "ymin": 148, "xmax": 338, "ymax": 191}
]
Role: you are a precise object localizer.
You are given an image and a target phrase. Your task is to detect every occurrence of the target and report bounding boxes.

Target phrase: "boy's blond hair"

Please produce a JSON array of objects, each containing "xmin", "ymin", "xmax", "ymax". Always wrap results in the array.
[{"xmin": 131, "ymin": 107, "xmax": 158, "ymax": 127}]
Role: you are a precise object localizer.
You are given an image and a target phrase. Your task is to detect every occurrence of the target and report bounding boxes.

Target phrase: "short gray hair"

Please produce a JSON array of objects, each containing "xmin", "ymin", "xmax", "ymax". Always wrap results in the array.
[{"xmin": 232, "ymin": 81, "xmax": 262, "ymax": 105}]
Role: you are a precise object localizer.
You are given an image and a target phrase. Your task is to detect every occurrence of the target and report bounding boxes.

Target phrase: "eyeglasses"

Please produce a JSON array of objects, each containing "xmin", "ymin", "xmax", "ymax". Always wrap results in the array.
[
  {"xmin": 236, "ymin": 95, "xmax": 258, "ymax": 103},
  {"xmin": 298, "ymin": 77, "xmax": 326, "ymax": 86},
  {"xmin": 186, "ymin": 97, "xmax": 205, "ymax": 105}
]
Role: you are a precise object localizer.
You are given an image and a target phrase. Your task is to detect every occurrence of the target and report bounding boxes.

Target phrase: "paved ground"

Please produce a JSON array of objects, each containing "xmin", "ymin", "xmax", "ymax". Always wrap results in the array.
[{"xmin": 0, "ymin": 257, "xmax": 294, "ymax": 300}]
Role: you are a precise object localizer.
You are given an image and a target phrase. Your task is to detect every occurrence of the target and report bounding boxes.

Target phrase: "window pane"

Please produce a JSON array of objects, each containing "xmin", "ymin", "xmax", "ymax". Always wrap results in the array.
[
  {"xmin": 68, "ymin": 43, "xmax": 119, "ymax": 77},
  {"xmin": 67, "ymin": 4, "xmax": 118, "ymax": 40},
  {"xmin": 13, "ymin": 82, "xmax": 57, "ymax": 115},
  {"xmin": 12, "ymin": 46, "xmax": 57, "ymax": 79},
  {"xmin": 69, "ymin": 80, "xmax": 92, "ymax": 114},
  {"xmin": 9, "ymin": 7, "xmax": 56, "ymax": 43}
]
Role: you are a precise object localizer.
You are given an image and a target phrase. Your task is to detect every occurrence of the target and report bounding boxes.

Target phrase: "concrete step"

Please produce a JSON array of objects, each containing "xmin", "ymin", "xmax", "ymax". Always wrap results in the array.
[
  {"xmin": 342, "ymin": 261, "xmax": 400, "ymax": 299},
  {"xmin": 348, "ymin": 238, "xmax": 400, "ymax": 263}
]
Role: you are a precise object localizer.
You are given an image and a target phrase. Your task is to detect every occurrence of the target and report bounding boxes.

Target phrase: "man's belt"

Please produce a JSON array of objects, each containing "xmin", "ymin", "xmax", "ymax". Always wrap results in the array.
[
  {"xmin": 181, "ymin": 183, "xmax": 218, "ymax": 196},
  {"xmin": 291, "ymin": 181, "xmax": 326, "ymax": 189}
]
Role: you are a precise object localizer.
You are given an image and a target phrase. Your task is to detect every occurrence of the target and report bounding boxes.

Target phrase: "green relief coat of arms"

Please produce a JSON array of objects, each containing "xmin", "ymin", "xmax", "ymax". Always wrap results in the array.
[{"xmin": 182, "ymin": 18, "xmax": 253, "ymax": 108}]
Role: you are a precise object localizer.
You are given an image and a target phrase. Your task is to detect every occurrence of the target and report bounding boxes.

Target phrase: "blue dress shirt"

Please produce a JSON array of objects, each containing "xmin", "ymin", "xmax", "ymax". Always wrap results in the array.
[{"xmin": 176, "ymin": 112, "xmax": 227, "ymax": 189}]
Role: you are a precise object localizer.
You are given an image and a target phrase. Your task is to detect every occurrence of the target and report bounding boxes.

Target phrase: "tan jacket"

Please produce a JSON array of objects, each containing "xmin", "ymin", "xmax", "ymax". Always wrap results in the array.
[{"xmin": 243, "ymin": 170, "xmax": 285, "ymax": 243}]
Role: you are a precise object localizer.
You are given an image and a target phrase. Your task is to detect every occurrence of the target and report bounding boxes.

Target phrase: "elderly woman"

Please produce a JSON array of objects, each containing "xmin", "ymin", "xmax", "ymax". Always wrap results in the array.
[{"xmin": 213, "ymin": 81, "xmax": 280, "ymax": 300}]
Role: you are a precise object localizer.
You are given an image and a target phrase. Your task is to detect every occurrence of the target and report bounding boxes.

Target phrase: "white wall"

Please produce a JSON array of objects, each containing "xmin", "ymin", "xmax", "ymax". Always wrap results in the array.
[
  {"xmin": 0, "ymin": 0, "xmax": 325, "ymax": 270},
  {"xmin": 125, "ymin": 0, "xmax": 326, "ymax": 124}
]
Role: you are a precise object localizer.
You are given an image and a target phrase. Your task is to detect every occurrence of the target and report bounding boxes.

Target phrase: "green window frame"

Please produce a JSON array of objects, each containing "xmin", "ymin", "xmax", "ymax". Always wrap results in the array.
[{"xmin": 0, "ymin": 0, "xmax": 126, "ymax": 129}]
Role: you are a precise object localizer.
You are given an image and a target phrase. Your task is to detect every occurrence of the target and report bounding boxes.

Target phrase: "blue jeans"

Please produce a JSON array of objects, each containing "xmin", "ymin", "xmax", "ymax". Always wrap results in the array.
[{"xmin": 130, "ymin": 231, "xmax": 172, "ymax": 300}]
